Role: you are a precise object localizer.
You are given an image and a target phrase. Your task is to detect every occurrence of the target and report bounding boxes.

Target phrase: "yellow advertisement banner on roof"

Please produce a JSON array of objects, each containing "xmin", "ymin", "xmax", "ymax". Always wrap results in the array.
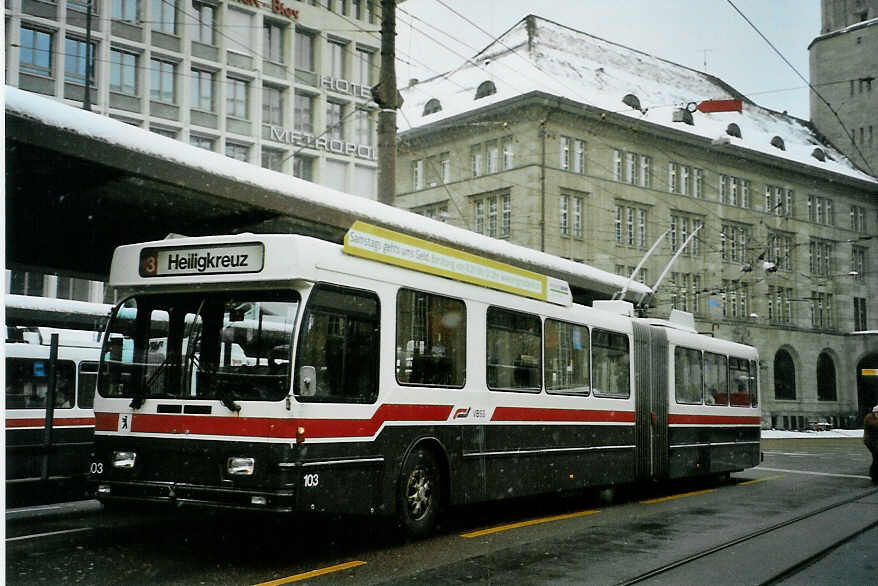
[{"xmin": 344, "ymin": 222, "xmax": 572, "ymax": 306}]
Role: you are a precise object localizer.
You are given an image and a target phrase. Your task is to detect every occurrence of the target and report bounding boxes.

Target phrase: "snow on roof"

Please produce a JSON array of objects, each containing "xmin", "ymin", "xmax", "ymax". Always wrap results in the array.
[
  {"xmin": 4, "ymin": 85, "xmax": 651, "ymax": 299},
  {"xmin": 400, "ymin": 16, "xmax": 876, "ymax": 184}
]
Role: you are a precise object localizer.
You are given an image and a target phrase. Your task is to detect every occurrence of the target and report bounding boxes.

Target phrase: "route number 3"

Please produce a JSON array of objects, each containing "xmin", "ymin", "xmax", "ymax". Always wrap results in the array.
[
  {"xmin": 90, "ymin": 462, "xmax": 104, "ymax": 474},
  {"xmin": 303, "ymin": 473, "xmax": 319, "ymax": 487}
]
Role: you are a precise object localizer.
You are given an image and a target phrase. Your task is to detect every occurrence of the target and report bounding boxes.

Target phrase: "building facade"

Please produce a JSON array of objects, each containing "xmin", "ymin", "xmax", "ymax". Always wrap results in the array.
[
  {"xmin": 5, "ymin": 0, "xmax": 382, "ymax": 302},
  {"xmin": 396, "ymin": 16, "xmax": 878, "ymax": 428},
  {"xmin": 5, "ymin": 0, "xmax": 380, "ymax": 199},
  {"xmin": 810, "ymin": 0, "xmax": 878, "ymax": 175}
]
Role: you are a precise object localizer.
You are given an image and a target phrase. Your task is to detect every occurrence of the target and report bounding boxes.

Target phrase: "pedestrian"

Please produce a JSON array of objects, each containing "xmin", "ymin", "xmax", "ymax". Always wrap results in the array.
[{"xmin": 865, "ymin": 405, "xmax": 878, "ymax": 484}]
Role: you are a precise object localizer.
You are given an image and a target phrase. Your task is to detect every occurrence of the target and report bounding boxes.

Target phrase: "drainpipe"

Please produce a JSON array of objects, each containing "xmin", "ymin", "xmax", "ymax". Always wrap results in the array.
[{"xmin": 540, "ymin": 120, "xmax": 546, "ymax": 252}]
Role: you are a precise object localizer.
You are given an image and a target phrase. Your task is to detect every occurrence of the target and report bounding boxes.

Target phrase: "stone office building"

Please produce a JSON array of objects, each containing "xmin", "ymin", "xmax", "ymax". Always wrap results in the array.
[
  {"xmin": 810, "ymin": 0, "xmax": 878, "ymax": 176},
  {"xmin": 396, "ymin": 15, "xmax": 878, "ymax": 428}
]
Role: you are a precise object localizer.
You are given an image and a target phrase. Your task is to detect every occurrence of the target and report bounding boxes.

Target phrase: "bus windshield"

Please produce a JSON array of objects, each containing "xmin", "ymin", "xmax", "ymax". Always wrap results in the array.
[{"xmin": 98, "ymin": 291, "xmax": 299, "ymax": 403}]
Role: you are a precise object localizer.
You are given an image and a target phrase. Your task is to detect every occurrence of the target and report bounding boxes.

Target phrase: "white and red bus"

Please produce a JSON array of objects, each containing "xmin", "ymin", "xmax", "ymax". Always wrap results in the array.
[
  {"xmin": 6, "ymin": 307, "xmax": 106, "ymax": 504},
  {"xmin": 89, "ymin": 223, "xmax": 760, "ymax": 536}
]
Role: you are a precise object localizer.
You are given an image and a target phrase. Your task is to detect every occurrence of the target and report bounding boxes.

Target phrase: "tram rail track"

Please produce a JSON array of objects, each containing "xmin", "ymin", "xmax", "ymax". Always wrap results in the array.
[{"xmin": 617, "ymin": 485, "xmax": 878, "ymax": 585}]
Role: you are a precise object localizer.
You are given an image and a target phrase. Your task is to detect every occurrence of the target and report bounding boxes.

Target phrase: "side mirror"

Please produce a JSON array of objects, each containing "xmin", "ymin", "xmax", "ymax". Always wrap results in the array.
[{"xmin": 299, "ymin": 365, "xmax": 317, "ymax": 397}]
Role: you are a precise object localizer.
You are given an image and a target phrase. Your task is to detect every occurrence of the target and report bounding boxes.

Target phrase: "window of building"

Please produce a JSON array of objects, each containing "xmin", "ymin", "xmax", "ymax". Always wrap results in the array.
[
  {"xmin": 20, "ymin": 27, "xmax": 53, "ymax": 77},
  {"xmin": 809, "ymin": 238, "xmax": 834, "ymax": 276},
  {"xmin": 486, "ymin": 307, "xmax": 541, "ymax": 392},
  {"xmin": 573, "ymin": 139, "xmax": 585, "ymax": 174},
  {"xmin": 355, "ymin": 108, "xmax": 372, "ymax": 146},
  {"xmin": 411, "ymin": 159, "xmax": 424, "ymax": 191},
  {"xmin": 851, "ymin": 205, "xmax": 866, "ymax": 233},
  {"xmin": 774, "ymin": 349, "xmax": 796, "ymax": 400},
  {"xmin": 721, "ymin": 279, "xmax": 749, "ymax": 320},
  {"xmin": 225, "ymin": 142, "xmax": 249, "ymax": 161},
  {"xmin": 226, "ymin": 77, "xmax": 248, "ymax": 119},
  {"xmin": 110, "ymin": 49, "xmax": 138, "ymax": 95},
  {"xmin": 613, "ymin": 149, "xmax": 650, "ymax": 187},
  {"xmin": 470, "ymin": 144, "xmax": 483, "ymax": 177},
  {"xmin": 764, "ymin": 185, "xmax": 793, "ymax": 217},
  {"xmin": 485, "ymin": 140, "xmax": 499, "ymax": 174},
  {"xmin": 64, "ymin": 37, "xmax": 95, "ymax": 85},
  {"xmin": 439, "ymin": 153, "xmax": 451, "ymax": 184},
  {"xmin": 675, "ymin": 347, "xmax": 703, "ymax": 404},
  {"xmin": 545, "ymin": 319, "xmax": 589, "ymax": 395},
  {"xmin": 592, "ymin": 329, "xmax": 630, "ymax": 398},
  {"xmin": 416, "ymin": 203, "xmax": 448, "ymax": 222},
  {"xmin": 719, "ymin": 174, "xmax": 750, "ymax": 208},
  {"xmin": 615, "ymin": 204, "xmax": 648, "ymax": 248},
  {"xmin": 190, "ymin": 135, "xmax": 215, "ymax": 150},
  {"xmin": 149, "ymin": 126, "xmax": 177, "ymax": 138},
  {"xmin": 693, "ymin": 168, "xmax": 703, "ymax": 198},
  {"xmin": 151, "ymin": 0, "xmax": 176, "ymax": 34},
  {"xmin": 670, "ymin": 273, "xmax": 702, "ymax": 314},
  {"xmin": 854, "ymin": 297, "xmax": 868, "ymax": 331},
  {"xmin": 113, "ymin": 0, "xmax": 139, "ymax": 21},
  {"xmin": 670, "ymin": 214, "xmax": 702, "ymax": 256},
  {"xmin": 225, "ymin": 9, "xmax": 253, "ymax": 55},
  {"xmin": 810, "ymin": 291, "xmax": 834, "ymax": 329},
  {"xmin": 328, "ymin": 40, "xmax": 346, "ymax": 78},
  {"xmin": 767, "ymin": 231, "xmax": 793, "ymax": 271},
  {"xmin": 396, "ymin": 290, "xmax": 466, "ymax": 387},
  {"xmin": 294, "ymin": 285, "xmax": 380, "ymax": 404},
  {"xmin": 572, "ymin": 194, "xmax": 583, "ymax": 239},
  {"xmin": 808, "ymin": 194, "xmax": 835, "ymax": 225},
  {"xmin": 354, "ymin": 47, "xmax": 373, "ymax": 86},
  {"xmin": 721, "ymin": 223, "xmax": 749, "ymax": 264},
  {"xmin": 150, "ymin": 59, "xmax": 176, "ymax": 103},
  {"xmin": 295, "ymin": 28, "xmax": 314, "ymax": 71},
  {"xmin": 473, "ymin": 192, "xmax": 510, "ymax": 238},
  {"xmin": 475, "ymin": 80, "xmax": 497, "ymax": 100},
  {"xmin": 325, "ymin": 159, "xmax": 347, "ymax": 192},
  {"xmin": 261, "ymin": 148, "xmax": 284, "ymax": 171},
  {"xmin": 293, "ymin": 156, "xmax": 314, "ymax": 181},
  {"xmin": 264, "ymin": 21, "xmax": 285, "ymax": 64},
  {"xmin": 263, "ymin": 85, "xmax": 283, "ymax": 125},
  {"xmin": 191, "ymin": 68, "xmax": 214, "ymax": 111},
  {"xmin": 560, "ymin": 136, "xmax": 571, "ymax": 171},
  {"xmin": 851, "ymin": 246, "xmax": 866, "ymax": 282},
  {"xmin": 192, "ymin": 1, "xmax": 214, "ymax": 44},
  {"xmin": 326, "ymin": 101, "xmax": 344, "ymax": 140},
  {"xmin": 767, "ymin": 286, "xmax": 793, "ymax": 324},
  {"xmin": 352, "ymin": 0, "xmax": 362, "ymax": 19},
  {"xmin": 560, "ymin": 194, "xmax": 569, "ymax": 236},
  {"xmin": 294, "ymin": 91, "xmax": 313, "ymax": 133},
  {"xmin": 816, "ymin": 351, "xmax": 837, "ymax": 401}
]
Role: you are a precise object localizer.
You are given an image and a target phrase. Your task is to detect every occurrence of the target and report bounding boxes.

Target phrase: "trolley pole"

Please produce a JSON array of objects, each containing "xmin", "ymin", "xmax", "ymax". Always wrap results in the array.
[
  {"xmin": 83, "ymin": 0, "xmax": 93, "ymax": 111},
  {"xmin": 374, "ymin": 0, "xmax": 402, "ymax": 206}
]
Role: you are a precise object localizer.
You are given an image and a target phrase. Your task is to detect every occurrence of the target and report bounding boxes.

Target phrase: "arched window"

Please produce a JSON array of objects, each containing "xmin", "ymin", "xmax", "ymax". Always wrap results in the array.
[
  {"xmin": 774, "ymin": 349, "xmax": 796, "ymax": 400},
  {"xmin": 422, "ymin": 98, "xmax": 442, "ymax": 116},
  {"xmin": 817, "ymin": 351, "xmax": 837, "ymax": 401},
  {"xmin": 475, "ymin": 80, "xmax": 497, "ymax": 100}
]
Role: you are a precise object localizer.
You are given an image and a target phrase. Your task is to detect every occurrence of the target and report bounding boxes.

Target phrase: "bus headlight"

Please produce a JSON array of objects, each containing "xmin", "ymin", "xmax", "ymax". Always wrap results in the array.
[
  {"xmin": 227, "ymin": 457, "xmax": 255, "ymax": 476},
  {"xmin": 112, "ymin": 451, "xmax": 137, "ymax": 469}
]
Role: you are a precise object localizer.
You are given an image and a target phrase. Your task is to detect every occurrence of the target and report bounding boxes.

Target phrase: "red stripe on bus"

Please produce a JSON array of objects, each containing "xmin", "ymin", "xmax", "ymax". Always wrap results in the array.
[
  {"xmin": 491, "ymin": 407, "xmax": 635, "ymax": 423},
  {"xmin": 5, "ymin": 417, "xmax": 95, "ymax": 428},
  {"xmin": 668, "ymin": 414, "xmax": 761, "ymax": 425},
  {"xmin": 94, "ymin": 404, "xmax": 455, "ymax": 438}
]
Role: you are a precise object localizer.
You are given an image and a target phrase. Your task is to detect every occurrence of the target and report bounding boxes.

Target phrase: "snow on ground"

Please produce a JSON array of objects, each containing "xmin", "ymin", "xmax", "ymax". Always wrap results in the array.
[{"xmin": 762, "ymin": 429, "xmax": 864, "ymax": 439}]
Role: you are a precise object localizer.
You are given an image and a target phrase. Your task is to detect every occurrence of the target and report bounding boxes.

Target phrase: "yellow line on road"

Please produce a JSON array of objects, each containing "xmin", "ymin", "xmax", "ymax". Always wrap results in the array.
[
  {"xmin": 461, "ymin": 509, "xmax": 599, "ymax": 538},
  {"xmin": 738, "ymin": 474, "xmax": 785, "ymax": 486},
  {"xmin": 253, "ymin": 561, "xmax": 367, "ymax": 585},
  {"xmin": 640, "ymin": 488, "xmax": 715, "ymax": 504}
]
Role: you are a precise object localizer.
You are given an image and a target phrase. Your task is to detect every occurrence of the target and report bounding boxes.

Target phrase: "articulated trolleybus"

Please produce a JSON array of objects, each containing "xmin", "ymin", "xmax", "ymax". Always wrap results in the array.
[{"xmin": 89, "ymin": 222, "xmax": 760, "ymax": 536}]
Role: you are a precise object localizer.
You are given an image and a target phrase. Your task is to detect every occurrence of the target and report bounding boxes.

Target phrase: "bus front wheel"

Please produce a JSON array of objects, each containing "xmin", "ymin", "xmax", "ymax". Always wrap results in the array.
[{"xmin": 397, "ymin": 447, "xmax": 440, "ymax": 538}]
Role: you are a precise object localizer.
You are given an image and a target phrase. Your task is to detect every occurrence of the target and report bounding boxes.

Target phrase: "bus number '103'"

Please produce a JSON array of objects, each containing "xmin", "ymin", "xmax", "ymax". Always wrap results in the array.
[{"xmin": 303, "ymin": 473, "xmax": 319, "ymax": 487}]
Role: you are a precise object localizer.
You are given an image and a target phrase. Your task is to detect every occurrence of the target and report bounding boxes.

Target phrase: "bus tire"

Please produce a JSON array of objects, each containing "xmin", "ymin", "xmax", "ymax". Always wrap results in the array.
[{"xmin": 397, "ymin": 447, "xmax": 441, "ymax": 539}]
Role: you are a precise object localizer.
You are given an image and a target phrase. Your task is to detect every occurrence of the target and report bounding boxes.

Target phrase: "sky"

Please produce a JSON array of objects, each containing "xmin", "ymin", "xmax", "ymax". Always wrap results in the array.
[{"xmin": 395, "ymin": 0, "xmax": 821, "ymax": 120}]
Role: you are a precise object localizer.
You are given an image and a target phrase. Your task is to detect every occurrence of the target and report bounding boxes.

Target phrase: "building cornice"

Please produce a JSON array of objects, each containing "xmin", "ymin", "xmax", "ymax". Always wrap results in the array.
[{"xmin": 399, "ymin": 91, "xmax": 878, "ymax": 192}]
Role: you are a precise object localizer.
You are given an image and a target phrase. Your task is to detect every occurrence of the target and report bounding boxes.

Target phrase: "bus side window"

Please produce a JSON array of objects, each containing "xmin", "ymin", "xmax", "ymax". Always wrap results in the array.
[{"xmin": 294, "ymin": 285, "xmax": 380, "ymax": 403}]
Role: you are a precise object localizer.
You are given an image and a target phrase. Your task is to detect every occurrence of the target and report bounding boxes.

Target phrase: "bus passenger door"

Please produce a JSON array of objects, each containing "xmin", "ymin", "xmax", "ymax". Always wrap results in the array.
[{"xmin": 632, "ymin": 323, "xmax": 669, "ymax": 482}]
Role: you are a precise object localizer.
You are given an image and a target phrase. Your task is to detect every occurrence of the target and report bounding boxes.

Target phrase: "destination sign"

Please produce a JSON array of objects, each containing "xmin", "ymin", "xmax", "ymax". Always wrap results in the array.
[
  {"xmin": 139, "ymin": 243, "xmax": 265, "ymax": 277},
  {"xmin": 343, "ymin": 222, "xmax": 572, "ymax": 306}
]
